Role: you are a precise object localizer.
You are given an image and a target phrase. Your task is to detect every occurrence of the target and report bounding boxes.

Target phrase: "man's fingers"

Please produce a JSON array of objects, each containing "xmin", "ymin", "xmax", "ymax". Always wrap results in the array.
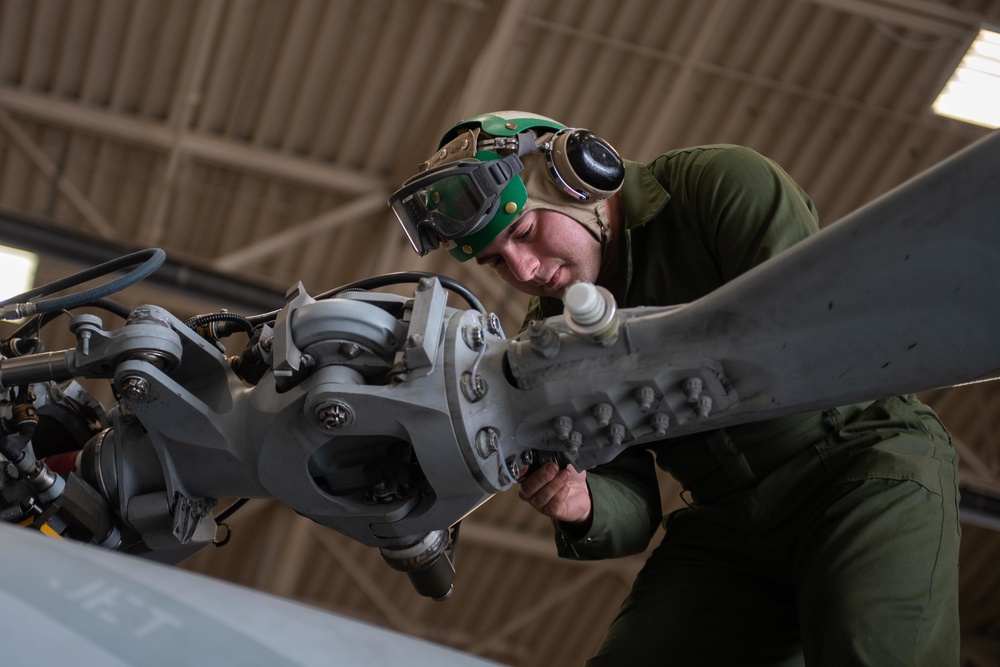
[{"xmin": 518, "ymin": 461, "xmax": 560, "ymax": 496}]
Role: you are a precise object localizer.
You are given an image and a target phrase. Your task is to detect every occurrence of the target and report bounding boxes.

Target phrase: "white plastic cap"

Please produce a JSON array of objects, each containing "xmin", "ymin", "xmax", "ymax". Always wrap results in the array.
[{"xmin": 564, "ymin": 282, "xmax": 605, "ymax": 326}]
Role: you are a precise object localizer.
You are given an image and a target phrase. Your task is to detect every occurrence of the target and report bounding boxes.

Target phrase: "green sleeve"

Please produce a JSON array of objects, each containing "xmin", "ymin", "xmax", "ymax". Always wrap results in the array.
[{"xmin": 552, "ymin": 448, "xmax": 662, "ymax": 560}]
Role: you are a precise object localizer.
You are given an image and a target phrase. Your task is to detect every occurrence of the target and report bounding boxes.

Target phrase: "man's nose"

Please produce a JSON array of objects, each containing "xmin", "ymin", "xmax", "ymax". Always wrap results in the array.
[{"xmin": 506, "ymin": 250, "xmax": 538, "ymax": 283}]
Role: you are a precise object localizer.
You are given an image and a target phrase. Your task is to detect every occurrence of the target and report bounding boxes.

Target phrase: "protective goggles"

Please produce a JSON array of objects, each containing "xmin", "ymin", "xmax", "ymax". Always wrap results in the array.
[{"xmin": 389, "ymin": 153, "xmax": 525, "ymax": 256}]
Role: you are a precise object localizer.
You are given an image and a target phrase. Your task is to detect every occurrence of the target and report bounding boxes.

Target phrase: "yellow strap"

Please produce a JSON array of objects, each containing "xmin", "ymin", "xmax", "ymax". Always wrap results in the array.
[{"xmin": 17, "ymin": 518, "xmax": 63, "ymax": 539}]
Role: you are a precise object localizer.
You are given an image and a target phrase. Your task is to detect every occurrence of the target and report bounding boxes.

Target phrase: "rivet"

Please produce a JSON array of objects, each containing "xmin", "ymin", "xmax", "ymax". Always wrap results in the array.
[
  {"xmin": 460, "ymin": 139, "xmax": 469, "ymax": 149},
  {"xmin": 462, "ymin": 244, "xmax": 474, "ymax": 255},
  {"xmin": 505, "ymin": 122, "xmax": 517, "ymax": 130},
  {"xmin": 432, "ymin": 191, "xmax": 441, "ymax": 204},
  {"xmin": 504, "ymin": 201, "xmax": 518, "ymax": 214}
]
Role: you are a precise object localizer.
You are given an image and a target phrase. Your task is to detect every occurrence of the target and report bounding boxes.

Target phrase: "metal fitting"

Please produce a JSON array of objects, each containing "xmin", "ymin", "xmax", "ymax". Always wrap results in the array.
[
  {"xmin": 650, "ymin": 412, "xmax": 670, "ymax": 436},
  {"xmin": 566, "ymin": 431, "xmax": 583, "ymax": 455},
  {"xmin": 462, "ymin": 325, "xmax": 485, "ymax": 351},
  {"xmin": 563, "ymin": 282, "xmax": 619, "ymax": 345},
  {"xmin": 607, "ymin": 423, "xmax": 625, "ymax": 447},
  {"xmin": 120, "ymin": 376, "xmax": 150, "ymax": 401},
  {"xmin": 504, "ymin": 450, "xmax": 534, "ymax": 482},
  {"xmin": 485, "ymin": 312, "xmax": 504, "ymax": 337},
  {"xmin": 314, "ymin": 400, "xmax": 354, "ymax": 430},
  {"xmin": 592, "ymin": 403, "xmax": 613, "ymax": 428},
  {"xmin": 475, "ymin": 427, "xmax": 501, "ymax": 459},
  {"xmin": 553, "ymin": 415, "xmax": 573, "ymax": 441},
  {"xmin": 696, "ymin": 396, "xmax": 713, "ymax": 418},
  {"xmin": 682, "ymin": 377, "xmax": 703, "ymax": 403},
  {"xmin": 460, "ymin": 371, "xmax": 487, "ymax": 402},
  {"xmin": 339, "ymin": 342, "xmax": 361, "ymax": 359},
  {"xmin": 634, "ymin": 386, "xmax": 655, "ymax": 413},
  {"xmin": 527, "ymin": 320, "xmax": 560, "ymax": 359}
]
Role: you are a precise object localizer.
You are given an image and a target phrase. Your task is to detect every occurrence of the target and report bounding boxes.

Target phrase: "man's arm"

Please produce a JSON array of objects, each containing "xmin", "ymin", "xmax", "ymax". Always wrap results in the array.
[{"xmin": 519, "ymin": 448, "xmax": 662, "ymax": 560}]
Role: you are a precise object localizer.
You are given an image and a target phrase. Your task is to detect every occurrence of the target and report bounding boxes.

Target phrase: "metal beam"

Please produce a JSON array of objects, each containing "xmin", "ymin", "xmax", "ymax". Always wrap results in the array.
[
  {"xmin": 521, "ymin": 8, "xmax": 983, "ymax": 141},
  {"xmin": 467, "ymin": 566, "xmax": 609, "ymax": 656},
  {"xmin": 311, "ymin": 528, "xmax": 421, "ymax": 637},
  {"xmin": 0, "ymin": 109, "xmax": 117, "ymax": 239},
  {"xmin": 637, "ymin": 0, "xmax": 733, "ymax": 153},
  {"xmin": 805, "ymin": 0, "xmax": 983, "ymax": 37},
  {"xmin": 0, "ymin": 88, "xmax": 385, "ymax": 194},
  {"xmin": 213, "ymin": 192, "xmax": 388, "ymax": 271},
  {"xmin": 450, "ymin": 0, "xmax": 531, "ymax": 120},
  {"xmin": 0, "ymin": 209, "xmax": 285, "ymax": 315},
  {"xmin": 145, "ymin": 0, "xmax": 227, "ymax": 245}
]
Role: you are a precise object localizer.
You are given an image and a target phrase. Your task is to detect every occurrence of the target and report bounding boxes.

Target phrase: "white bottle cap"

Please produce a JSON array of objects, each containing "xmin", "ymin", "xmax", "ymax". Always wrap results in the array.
[{"xmin": 564, "ymin": 282, "xmax": 605, "ymax": 326}]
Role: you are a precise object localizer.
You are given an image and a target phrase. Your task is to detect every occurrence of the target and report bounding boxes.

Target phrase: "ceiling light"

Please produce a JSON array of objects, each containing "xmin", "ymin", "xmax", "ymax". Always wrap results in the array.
[
  {"xmin": 933, "ymin": 27, "xmax": 1000, "ymax": 128},
  {"xmin": 0, "ymin": 245, "xmax": 38, "ymax": 302}
]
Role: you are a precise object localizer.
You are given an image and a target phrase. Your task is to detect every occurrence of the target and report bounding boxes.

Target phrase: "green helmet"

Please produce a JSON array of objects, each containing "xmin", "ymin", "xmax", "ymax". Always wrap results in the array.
[
  {"xmin": 440, "ymin": 112, "xmax": 564, "ymax": 260},
  {"xmin": 388, "ymin": 111, "xmax": 624, "ymax": 262}
]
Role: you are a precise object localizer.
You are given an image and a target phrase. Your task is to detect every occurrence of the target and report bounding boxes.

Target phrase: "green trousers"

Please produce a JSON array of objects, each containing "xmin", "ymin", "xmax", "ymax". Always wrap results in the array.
[{"xmin": 586, "ymin": 395, "xmax": 961, "ymax": 666}]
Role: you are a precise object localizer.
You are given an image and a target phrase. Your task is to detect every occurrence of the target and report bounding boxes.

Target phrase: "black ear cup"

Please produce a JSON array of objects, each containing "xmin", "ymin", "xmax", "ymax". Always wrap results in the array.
[{"xmin": 547, "ymin": 128, "xmax": 625, "ymax": 200}]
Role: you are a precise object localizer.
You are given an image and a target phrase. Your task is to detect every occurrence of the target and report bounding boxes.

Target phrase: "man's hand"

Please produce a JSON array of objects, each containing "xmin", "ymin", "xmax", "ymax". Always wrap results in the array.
[{"xmin": 517, "ymin": 461, "xmax": 592, "ymax": 525}]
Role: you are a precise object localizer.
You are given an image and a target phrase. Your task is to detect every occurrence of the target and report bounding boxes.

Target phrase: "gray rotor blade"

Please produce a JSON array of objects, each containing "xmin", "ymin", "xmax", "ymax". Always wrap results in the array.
[{"xmin": 628, "ymin": 129, "xmax": 1000, "ymax": 420}]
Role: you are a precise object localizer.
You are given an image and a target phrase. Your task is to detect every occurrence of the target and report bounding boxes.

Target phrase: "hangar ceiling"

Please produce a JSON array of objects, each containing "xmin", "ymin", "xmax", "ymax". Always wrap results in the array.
[{"xmin": 1, "ymin": 1, "xmax": 999, "ymax": 665}]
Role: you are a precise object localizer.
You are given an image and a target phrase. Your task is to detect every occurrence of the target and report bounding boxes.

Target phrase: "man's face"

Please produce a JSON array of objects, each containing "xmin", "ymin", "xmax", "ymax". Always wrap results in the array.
[{"xmin": 474, "ymin": 208, "xmax": 602, "ymax": 299}]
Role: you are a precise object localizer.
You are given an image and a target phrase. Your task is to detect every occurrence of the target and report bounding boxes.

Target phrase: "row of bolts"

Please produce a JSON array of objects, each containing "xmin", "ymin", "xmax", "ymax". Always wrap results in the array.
[{"xmin": 550, "ymin": 376, "xmax": 713, "ymax": 452}]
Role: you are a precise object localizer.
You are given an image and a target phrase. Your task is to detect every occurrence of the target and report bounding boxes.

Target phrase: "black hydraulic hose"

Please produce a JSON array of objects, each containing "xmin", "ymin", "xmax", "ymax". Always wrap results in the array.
[
  {"xmin": 244, "ymin": 272, "xmax": 488, "ymax": 327},
  {"xmin": 3, "ymin": 297, "xmax": 132, "ymax": 349},
  {"xmin": 319, "ymin": 272, "xmax": 488, "ymax": 313},
  {"xmin": 0, "ymin": 248, "xmax": 166, "ymax": 317},
  {"xmin": 86, "ymin": 297, "xmax": 133, "ymax": 320},
  {"xmin": 185, "ymin": 312, "xmax": 255, "ymax": 337}
]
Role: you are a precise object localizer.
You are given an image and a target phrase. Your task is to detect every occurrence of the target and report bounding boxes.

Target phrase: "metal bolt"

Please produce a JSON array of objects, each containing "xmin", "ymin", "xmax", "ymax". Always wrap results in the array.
[
  {"xmin": 486, "ymin": 313, "xmax": 504, "ymax": 337},
  {"xmin": 407, "ymin": 333, "xmax": 424, "ymax": 347},
  {"xmin": 70, "ymin": 315, "xmax": 102, "ymax": 356},
  {"xmin": 553, "ymin": 416, "xmax": 573, "ymax": 441},
  {"xmin": 527, "ymin": 320, "xmax": 560, "ymax": 359},
  {"xmin": 78, "ymin": 330, "xmax": 92, "ymax": 356},
  {"xmin": 682, "ymin": 377, "xmax": 703, "ymax": 403},
  {"xmin": 650, "ymin": 412, "xmax": 670, "ymax": 436},
  {"xmin": 505, "ymin": 451, "xmax": 534, "ymax": 482},
  {"xmin": 372, "ymin": 481, "xmax": 392, "ymax": 502},
  {"xmin": 634, "ymin": 386, "xmax": 655, "ymax": 412},
  {"xmin": 339, "ymin": 342, "xmax": 361, "ymax": 358},
  {"xmin": 463, "ymin": 325, "xmax": 485, "ymax": 350},
  {"xmin": 697, "ymin": 396, "xmax": 713, "ymax": 418},
  {"xmin": 607, "ymin": 423, "xmax": 625, "ymax": 447},
  {"xmin": 460, "ymin": 372, "xmax": 487, "ymax": 402},
  {"xmin": 566, "ymin": 431, "xmax": 583, "ymax": 456},
  {"xmin": 120, "ymin": 376, "xmax": 150, "ymax": 401},
  {"xmin": 592, "ymin": 403, "xmax": 613, "ymax": 428},
  {"xmin": 475, "ymin": 427, "xmax": 501, "ymax": 459},
  {"xmin": 315, "ymin": 401, "xmax": 354, "ymax": 430}
]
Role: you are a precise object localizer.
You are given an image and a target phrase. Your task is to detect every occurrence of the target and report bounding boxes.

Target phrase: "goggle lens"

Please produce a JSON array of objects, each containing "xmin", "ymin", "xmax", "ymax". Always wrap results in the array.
[{"xmin": 388, "ymin": 155, "xmax": 523, "ymax": 255}]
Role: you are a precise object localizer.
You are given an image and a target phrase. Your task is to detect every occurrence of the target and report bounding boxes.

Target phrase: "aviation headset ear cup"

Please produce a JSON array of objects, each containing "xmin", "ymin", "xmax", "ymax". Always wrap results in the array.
[{"xmin": 548, "ymin": 128, "xmax": 625, "ymax": 200}]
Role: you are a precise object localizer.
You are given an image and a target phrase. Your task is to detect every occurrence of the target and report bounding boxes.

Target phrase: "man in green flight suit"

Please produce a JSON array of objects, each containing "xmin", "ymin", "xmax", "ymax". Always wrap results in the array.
[{"xmin": 389, "ymin": 110, "xmax": 960, "ymax": 666}]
